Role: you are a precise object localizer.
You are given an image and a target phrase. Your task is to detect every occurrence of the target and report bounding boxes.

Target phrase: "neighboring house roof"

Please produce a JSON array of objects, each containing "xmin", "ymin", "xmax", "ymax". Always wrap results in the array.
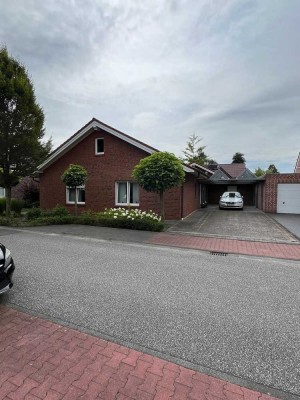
[
  {"xmin": 295, "ymin": 152, "xmax": 300, "ymax": 173},
  {"xmin": 36, "ymin": 118, "xmax": 195, "ymax": 174},
  {"xmin": 219, "ymin": 163, "xmax": 247, "ymax": 179},
  {"xmin": 210, "ymin": 163, "xmax": 257, "ymax": 182},
  {"xmin": 190, "ymin": 163, "xmax": 214, "ymax": 179}
]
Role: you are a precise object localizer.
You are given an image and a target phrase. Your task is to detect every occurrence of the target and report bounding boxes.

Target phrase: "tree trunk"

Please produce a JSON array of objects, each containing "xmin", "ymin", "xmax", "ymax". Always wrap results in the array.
[
  {"xmin": 159, "ymin": 190, "xmax": 165, "ymax": 221},
  {"xmin": 5, "ymin": 186, "xmax": 11, "ymax": 217},
  {"xmin": 74, "ymin": 186, "xmax": 78, "ymax": 216}
]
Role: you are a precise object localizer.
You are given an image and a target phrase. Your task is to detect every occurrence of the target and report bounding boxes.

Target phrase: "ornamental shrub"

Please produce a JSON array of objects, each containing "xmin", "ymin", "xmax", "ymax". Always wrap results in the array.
[
  {"xmin": 11, "ymin": 199, "xmax": 25, "ymax": 215},
  {"xmin": 50, "ymin": 205, "xmax": 69, "ymax": 217},
  {"xmin": 26, "ymin": 207, "xmax": 42, "ymax": 220}
]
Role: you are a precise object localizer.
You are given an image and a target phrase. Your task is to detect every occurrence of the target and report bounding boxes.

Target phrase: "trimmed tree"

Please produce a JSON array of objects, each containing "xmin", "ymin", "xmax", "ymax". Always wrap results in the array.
[
  {"xmin": 0, "ymin": 47, "xmax": 52, "ymax": 216},
  {"xmin": 61, "ymin": 164, "xmax": 88, "ymax": 216},
  {"xmin": 232, "ymin": 152, "xmax": 246, "ymax": 163},
  {"xmin": 132, "ymin": 152, "xmax": 185, "ymax": 220}
]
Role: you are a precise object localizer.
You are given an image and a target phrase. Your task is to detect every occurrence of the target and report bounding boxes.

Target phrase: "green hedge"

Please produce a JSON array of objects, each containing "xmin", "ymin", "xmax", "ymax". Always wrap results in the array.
[
  {"xmin": 0, "ymin": 198, "xmax": 25, "ymax": 215},
  {"xmin": 78, "ymin": 214, "xmax": 164, "ymax": 231},
  {"xmin": 26, "ymin": 205, "xmax": 69, "ymax": 220},
  {"xmin": 2, "ymin": 206, "xmax": 164, "ymax": 232}
]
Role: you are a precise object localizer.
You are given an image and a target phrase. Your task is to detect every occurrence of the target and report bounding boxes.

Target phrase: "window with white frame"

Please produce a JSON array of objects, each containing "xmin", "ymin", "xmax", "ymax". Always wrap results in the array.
[
  {"xmin": 116, "ymin": 182, "xmax": 139, "ymax": 206},
  {"xmin": 95, "ymin": 138, "xmax": 104, "ymax": 155},
  {"xmin": 0, "ymin": 187, "xmax": 5, "ymax": 198},
  {"xmin": 66, "ymin": 186, "xmax": 85, "ymax": 204}
]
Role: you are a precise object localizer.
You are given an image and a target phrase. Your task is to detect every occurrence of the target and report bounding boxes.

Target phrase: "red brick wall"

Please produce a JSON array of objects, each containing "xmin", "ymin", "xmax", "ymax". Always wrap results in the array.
[
  {"xmin": 263, "ymin": 173, "xmax": 300, "ymax": 213},
  {"xmin": 182, "ymin": 174, "xmax": 199, "ymax": 218},
  {"xmin": 39, "ymin": 128, "xmax": 197, "ymax": 220}
]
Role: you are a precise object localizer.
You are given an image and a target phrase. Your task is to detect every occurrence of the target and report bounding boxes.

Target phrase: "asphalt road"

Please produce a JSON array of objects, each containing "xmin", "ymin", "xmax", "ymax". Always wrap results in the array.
[{"xmin": 1, "ymin": 228, "xmax": 300, "ymax": 397}]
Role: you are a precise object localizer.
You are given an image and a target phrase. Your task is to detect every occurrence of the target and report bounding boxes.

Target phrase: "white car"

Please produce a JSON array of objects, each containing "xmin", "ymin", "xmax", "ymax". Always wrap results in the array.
[{"xmin": 219, "ymin": 192, "xmax": 244, "ymax": 210}]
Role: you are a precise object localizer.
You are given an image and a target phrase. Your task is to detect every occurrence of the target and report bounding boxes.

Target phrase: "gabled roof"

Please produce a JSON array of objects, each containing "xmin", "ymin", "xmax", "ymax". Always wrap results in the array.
[
  {"xmin": 209, "ymin": 163, "xmax": 257, "ymax": 182},
  {"xmin": 210, "ymin": 169, "xmax": 231, "ymax": 181},
  {"xmin": 37, "ymin": 118, "xmax": 195, "ymax": 174},
  {"xmin": 219, "ymin": 163, "xmax": 247, "ymax": 179},
  {"xmin": 295, "ymin": 152, "xmax": 300, "ymax": 173}
]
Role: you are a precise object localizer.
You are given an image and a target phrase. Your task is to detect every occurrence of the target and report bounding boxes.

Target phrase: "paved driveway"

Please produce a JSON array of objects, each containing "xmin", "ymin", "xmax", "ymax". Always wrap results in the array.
[
  {"xmin": 269, "ymin": 213, "xmax": 300, "ymax": 240},
  {"xmin": 168, "ymin": 207, "xmax": 299, "ymax": 243}
]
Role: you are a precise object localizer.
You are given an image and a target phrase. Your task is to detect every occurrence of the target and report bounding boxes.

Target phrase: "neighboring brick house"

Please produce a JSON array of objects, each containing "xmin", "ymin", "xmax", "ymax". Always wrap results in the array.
[
  {"xmin": 36, "ymin": 118, "xmax": 200, "ymax": 220},
  {"xmin": 262, "ymin": 173, "xmax": 300, "ymax": 213},
  {"xmin": 260, "ymin": 153, "xmax": 300, "ymax": 214}
]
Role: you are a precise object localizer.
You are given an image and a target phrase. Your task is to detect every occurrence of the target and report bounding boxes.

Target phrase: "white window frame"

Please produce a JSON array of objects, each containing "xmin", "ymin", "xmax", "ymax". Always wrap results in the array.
[
  {"xmin": 95, "ymin": 138, "xmax": 104, "ymax": 155},
  {"xmin": 66, "ymin": 186, "xmax": 86, "ymax": 204},
  {"xmin": 115, "ymin": 182, "xmax": 139, "ymax": 206},
  {"xmin": 0, "ymin": 187, "xmax": 5, "ymax": 198}
]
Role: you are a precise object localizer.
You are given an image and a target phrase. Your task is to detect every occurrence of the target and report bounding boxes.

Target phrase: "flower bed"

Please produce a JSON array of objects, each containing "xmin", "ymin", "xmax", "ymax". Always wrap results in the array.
[{"xmin": 80, "ymin": 208, "xmax": 164, "ymax": 231}]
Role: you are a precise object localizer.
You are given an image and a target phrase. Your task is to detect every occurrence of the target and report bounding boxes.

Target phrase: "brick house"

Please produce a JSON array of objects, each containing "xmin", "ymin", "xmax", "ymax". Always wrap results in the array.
[
  {"xmin": 36, "ymin": 118, "xmax": 201, "ymax": 220},
  {"xmin": 261, "ymin": 173, "xmax": 300, "ymax": 213},
  {"xmin": 258, "ymin": 153, "xmax": 300, "ymax": 214}
]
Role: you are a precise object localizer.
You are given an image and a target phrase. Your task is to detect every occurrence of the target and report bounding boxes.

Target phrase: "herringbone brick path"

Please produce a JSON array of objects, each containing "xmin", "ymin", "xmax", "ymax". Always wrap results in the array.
[{"xmin": 0, "ymin": 305, "xmax": 279, "ymax": 400}]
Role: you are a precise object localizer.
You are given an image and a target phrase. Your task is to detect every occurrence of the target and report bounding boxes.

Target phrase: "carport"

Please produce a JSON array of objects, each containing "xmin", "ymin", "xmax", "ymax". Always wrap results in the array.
[
  {"xmin": 201, "ymin": 163, "xmax": 258, "ymax": 206},
  {"xmin": 204, "ymin": 181, "xmax": 257, "ymax": 206}
]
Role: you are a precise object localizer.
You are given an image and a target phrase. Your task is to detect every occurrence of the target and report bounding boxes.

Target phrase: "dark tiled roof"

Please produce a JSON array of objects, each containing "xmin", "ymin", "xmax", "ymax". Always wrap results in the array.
[
  {"xmin": 219, "ymin": 164, "xmax": 247, "ymax": 179},
  {"xmin": 209, "ymin": 163, "xmax": 257, "ymax": 182}
]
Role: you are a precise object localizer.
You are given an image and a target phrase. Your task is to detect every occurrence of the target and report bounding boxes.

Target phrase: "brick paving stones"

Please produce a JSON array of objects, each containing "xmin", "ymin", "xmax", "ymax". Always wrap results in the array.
[
  {"xmin": 0, "ymin": 305, "xmax": 280, "ymax": 400},
  {"xmin": 146, "ymin": 233, "xmax": 300, "ymax": 260}
]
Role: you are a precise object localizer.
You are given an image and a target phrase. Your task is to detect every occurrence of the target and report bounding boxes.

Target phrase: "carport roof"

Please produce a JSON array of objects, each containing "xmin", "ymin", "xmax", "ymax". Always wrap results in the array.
[
  {"xmin": 219, "ymin": 164, "xmax": 247, "ymax": 178},
  {"xmin": 208, "ymin": 163, "xmax": 257, "ymax": 183}
]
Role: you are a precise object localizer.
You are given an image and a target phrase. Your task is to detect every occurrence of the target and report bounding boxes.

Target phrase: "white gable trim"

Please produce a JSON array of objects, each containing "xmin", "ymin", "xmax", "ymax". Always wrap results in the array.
[
  {"xmin": 37, "ymin": 119, "xmax": 194, "ymax": 174},
  {"xmin": 37, "ymin": 120, "xmax": 156, "ymax": 172}
]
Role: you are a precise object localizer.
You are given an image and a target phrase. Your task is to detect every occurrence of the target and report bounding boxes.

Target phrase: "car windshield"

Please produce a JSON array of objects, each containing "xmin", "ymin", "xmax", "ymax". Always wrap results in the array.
[{"xmin": 222, "ymin": 192, "xmax": 241, "ymax": 199}]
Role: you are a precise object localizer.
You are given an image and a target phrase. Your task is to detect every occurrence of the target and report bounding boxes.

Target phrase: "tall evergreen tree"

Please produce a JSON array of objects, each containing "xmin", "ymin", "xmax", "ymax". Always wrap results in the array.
[
  {"xmin": 232, "ymin": 152, "xmax": 246, "ymax": 163},
  {"xmin": 254, "ymin": 167, "xmax": 266, "ymax": 177},
  {"xmin": 266, "ymin": 164, "xmax": 279, "ymax": 174},
  {"xmin": 0, "ymin": 47, "xmax": 52, "ymax": 215},
  {"xmin": 182, "ymin": 133, "xmax": 208, "ymax": 166}
]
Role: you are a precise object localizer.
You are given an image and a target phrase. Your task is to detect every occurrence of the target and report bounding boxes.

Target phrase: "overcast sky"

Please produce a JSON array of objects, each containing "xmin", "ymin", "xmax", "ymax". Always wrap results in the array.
[{"xmin": 1, "ymin": 0, "xmax": 300, "ymax": 172}]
